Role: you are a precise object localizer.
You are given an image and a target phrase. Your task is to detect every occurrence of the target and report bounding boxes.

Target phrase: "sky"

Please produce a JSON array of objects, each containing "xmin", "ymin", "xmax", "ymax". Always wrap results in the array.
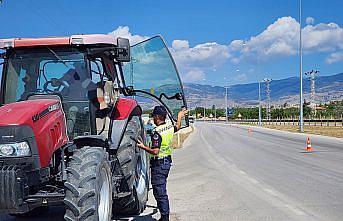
[{"xmin": 1, "ymin": 0, "xmax": 343, "ymax": 86}]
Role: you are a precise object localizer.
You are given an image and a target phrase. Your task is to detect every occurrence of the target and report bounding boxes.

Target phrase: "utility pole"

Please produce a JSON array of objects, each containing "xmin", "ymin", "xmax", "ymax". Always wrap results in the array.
[
  {"xmin": 205, "ymin": 97, "xmax": 207, "ymax": 121},
  {"xmin": 299, "ymin": 0, "xmax": 304, "ymax": 132},
  {"xmin": 195, "ymin": 101, "xmax": 198, "ymax": 122},
  {"xmin": 258, "ymin": 81, "xmax": 262, "ymax": 126},
  {"xmin": 202, "ymin": 78, "xmax": 206, "ymax": 121},
  {"xmin": 263, "ymin": 78, "xmax": 272, "ymax": 120},
  {"xmin": 203, "ymin": 102, "xmax": 205, "ymax": 121},
  {"xmin": 214, "ymin": 105, "xmax": 217, "ymax": 122},
  {"xmin": 225, "ymin": 84, "xmax": 228, "ymax": 123}
]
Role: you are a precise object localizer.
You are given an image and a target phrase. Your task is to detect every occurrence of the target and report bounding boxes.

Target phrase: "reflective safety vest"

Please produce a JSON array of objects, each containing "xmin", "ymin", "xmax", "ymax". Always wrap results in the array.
[{"xmin": 151, "ymin": 123, "xmax": 174, "ymax": 158}]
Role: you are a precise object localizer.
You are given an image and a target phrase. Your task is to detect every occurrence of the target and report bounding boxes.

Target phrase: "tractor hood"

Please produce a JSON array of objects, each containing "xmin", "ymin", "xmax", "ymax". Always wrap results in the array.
[
  {"xmin": 0, "ymin": 99, "xmax": 68, "ymax": 167},
  {"xmin": 0, "ymin": 99, "xmax": 60, "ymax": 126}
]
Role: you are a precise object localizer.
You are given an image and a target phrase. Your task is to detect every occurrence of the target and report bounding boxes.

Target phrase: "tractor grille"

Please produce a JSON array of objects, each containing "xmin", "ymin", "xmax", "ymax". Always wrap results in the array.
[{"xmin": 0, "ymin": 166, "xmax": 25, "ymax": 211}]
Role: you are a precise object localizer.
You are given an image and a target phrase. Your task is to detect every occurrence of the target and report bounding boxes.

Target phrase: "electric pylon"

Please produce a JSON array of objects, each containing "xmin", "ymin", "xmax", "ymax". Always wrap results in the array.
[{"xmin": 263, "ymin": 78, "xmax": 272, "ymax": 120}]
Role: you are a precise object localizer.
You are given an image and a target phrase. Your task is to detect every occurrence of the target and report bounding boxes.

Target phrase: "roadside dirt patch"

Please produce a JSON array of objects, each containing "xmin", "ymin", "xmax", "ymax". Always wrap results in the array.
[
  {"xmin": 172, "ymin": 126, "xmax": 194, "ymax": 149},
  {"xmin": 262, "ymin": 125, "xmax": 343, "ymax": 138}
]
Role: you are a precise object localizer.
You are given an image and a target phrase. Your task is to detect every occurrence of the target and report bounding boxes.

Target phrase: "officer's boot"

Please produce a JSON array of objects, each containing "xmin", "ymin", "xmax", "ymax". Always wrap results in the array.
[{"xmin": 159, "ymin": 214, "xmax": 169, "ymax": 221}]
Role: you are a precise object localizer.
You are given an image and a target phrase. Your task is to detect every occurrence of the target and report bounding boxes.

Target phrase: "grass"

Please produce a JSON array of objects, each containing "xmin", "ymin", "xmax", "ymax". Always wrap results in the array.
[{"xmin": 262, "ymin": 124, "xmax": 343, "ymax": 138}]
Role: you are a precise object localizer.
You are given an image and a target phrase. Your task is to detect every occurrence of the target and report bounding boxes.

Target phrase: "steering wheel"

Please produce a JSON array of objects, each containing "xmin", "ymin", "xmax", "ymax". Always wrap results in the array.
[{"xmin": 43, "ymin": 80, "xmax": 62, "ymax": 93}]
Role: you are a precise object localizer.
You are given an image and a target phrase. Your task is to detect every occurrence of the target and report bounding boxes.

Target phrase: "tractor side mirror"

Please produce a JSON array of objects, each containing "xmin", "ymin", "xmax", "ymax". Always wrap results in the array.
[{"xmin": 116, "ymin": 38, "xmax": 130, "ymax": 62}]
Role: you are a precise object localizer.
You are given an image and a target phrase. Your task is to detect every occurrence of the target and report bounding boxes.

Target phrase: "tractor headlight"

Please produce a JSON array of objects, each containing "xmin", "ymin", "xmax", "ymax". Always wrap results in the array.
[{"xmin": 0, "ymin": 142, "xmax": 31, "ymax": 157}]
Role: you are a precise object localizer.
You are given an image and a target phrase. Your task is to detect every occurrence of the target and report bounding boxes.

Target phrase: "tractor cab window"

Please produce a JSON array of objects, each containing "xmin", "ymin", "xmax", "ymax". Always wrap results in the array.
[
  {"xmin": 90, "ymin": 58, "xmax": 119, "ymax": 136},
  {"xmin": 2, "ymin": 48, "xmax": 92, "ymax": 139},
  {"xmin": 123, "ymin": 36, "xmax": 188, "ymax": 127}
]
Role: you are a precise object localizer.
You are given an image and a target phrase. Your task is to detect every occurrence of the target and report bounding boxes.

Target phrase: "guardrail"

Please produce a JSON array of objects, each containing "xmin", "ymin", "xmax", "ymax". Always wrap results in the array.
[{"xmin": 228, "ymin": 118, "xmax": 343, "ymax": 127}]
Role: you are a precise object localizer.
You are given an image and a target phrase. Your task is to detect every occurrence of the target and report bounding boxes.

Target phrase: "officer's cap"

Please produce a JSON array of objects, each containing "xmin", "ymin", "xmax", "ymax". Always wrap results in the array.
[{"xmin": 152, "ymin": 106, "xmax": 167, "ymax": 116}]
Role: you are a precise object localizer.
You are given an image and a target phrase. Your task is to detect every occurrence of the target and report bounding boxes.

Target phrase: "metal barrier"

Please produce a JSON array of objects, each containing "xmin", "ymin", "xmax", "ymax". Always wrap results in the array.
[{"xmin": 227, "ymin": 118, "xmax": 343, "ymax": 127}]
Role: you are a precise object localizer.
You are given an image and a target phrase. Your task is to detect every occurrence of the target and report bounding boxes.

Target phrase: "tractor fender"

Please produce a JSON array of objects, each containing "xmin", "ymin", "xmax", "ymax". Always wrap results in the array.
[
  {"xmin": 70, "ymin": 98, "xmax": 142, "ymax": 151},
  {"xmin": 109, "ymin": 98, "xmax": 143, "ymax": 150},
  {"xmin": 112, "ymin": 98, "xmax": 142, "ymax": 120}
]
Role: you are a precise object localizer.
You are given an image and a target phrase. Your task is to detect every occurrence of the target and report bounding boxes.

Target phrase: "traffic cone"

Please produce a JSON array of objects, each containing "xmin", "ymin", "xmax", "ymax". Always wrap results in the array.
[{"xmin": 306, "ymin": 137, "xmax": 313, "ymax": 152}]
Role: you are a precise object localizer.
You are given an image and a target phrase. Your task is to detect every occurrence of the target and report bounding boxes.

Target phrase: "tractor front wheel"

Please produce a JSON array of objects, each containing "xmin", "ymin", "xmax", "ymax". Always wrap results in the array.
[{"xmin": 64, "ymin": 147, "xmax": 112, "ymax": 221}]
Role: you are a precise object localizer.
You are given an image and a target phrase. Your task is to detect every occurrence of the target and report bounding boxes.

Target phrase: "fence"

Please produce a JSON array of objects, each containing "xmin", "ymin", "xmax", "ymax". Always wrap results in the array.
[{"xmin": 228, "ymin": 118, "xmax": 343, "ymax": 127}]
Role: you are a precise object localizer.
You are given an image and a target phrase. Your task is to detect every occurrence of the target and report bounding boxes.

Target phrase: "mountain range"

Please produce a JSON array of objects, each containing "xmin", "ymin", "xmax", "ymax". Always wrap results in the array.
[{"xmin": 183, "ymin": 73, "xmax": 343, "ymax": 108}]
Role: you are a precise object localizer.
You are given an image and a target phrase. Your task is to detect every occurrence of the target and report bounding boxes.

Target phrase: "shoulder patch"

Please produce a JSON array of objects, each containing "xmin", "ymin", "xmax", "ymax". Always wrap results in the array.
[{"xmin": 153, "ymin": 133, "xmax": 160, "ymax": 140}]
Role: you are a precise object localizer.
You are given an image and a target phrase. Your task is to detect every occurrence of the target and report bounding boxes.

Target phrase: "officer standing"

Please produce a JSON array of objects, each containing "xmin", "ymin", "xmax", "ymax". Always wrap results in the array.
[{"xmin": 137, "ymin": 106, "xmax": 188, "ymax": 221}]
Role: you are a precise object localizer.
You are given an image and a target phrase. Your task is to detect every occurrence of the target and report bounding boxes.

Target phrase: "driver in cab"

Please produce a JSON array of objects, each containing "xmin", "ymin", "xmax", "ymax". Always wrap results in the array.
[
  {"xmin": 50, "ymin": 62, "xmax": 95, "ymax": 101},
  {"xmin": 137, "ymin": 106, "xmax": 188, "ymax": 221}
]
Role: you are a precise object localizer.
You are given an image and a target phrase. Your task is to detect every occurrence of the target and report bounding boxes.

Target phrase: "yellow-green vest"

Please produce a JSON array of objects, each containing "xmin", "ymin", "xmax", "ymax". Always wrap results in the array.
[{"xmin": 151, "ymin": 123, "xmax": 174, "ymax": 158}]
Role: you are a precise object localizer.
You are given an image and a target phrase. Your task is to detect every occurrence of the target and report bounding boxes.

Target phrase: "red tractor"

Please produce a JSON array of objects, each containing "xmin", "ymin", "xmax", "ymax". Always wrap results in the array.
[{"xmin": 0, "ymin": 34, "xmax": 188, "ymax": 220}]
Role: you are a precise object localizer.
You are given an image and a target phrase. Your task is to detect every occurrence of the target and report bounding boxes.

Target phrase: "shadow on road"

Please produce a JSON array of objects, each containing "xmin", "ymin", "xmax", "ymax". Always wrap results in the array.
[
  {"xmin": 298, "ymin": 150, "xmax": 337, "ymax": 153},
  {"xmin": 1, "ymin": 204, "xmax": 160, "ymax": 221},
  {"xmin": 113, "ymin": 205, "xmax": 159, "ymax": 221},
  {"xmin": 0, "ymin": 206, "xmax": 65, "ymax": 221}
]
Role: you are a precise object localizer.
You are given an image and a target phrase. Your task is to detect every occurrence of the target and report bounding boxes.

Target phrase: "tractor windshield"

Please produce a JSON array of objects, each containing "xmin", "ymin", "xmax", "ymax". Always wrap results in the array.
[
  {"xmin": 1, "ymin": 48, "xmax": 93, "ymax": 139},
  {"xmin": 123, "ymin": 36, "xmax": 188, "ymax": 126}
]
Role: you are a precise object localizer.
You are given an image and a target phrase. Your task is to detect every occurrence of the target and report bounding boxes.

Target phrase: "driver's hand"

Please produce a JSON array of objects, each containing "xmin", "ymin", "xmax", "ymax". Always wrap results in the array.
[{"xmin": 51, "ymin": 78, "xmax": 62, "ymax": 87}]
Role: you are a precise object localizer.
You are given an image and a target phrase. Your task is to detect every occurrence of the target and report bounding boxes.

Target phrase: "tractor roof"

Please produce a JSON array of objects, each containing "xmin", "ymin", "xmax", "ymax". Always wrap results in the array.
[{"xmin": 0, "ymin": 34, "xmax": 117, "ymax": 49}]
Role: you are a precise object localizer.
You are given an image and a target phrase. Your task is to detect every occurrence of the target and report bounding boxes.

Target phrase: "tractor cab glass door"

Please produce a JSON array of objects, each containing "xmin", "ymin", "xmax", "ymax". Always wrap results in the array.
[
  {"xmin": 0, "ymin": 50, "xmax": 3, "ymax": 93},
  {"xmin": 123, "ymin": 36, "xmax": 188, "ymax": 127}
]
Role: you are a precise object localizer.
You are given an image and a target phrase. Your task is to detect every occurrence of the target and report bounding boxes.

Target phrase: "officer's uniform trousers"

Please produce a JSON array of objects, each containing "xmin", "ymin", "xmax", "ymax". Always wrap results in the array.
[{"xmin": 150, "ymin": 155, "xmax": 172, "ymax": 215}]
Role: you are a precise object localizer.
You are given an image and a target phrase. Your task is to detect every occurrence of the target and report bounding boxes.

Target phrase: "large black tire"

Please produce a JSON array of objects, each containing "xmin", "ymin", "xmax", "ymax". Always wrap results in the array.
[
  {"xmin": 64, "ymin": 147, "xmax": 112, "ymax": 221},
  {"xmin": 113, "ymin": 116, "xmax": 149, "ymax": 215}
]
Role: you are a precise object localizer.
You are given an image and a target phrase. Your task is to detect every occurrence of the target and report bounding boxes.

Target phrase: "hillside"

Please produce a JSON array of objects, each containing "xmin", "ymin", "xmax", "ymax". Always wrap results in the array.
[{"xmin": 184, "ymin": 73, "xmax": 343, "ymax": 107}]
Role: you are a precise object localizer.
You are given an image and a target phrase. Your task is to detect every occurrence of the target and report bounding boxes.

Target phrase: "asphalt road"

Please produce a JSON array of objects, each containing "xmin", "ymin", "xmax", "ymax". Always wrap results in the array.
[{"xmin": 1, "ymin": 122, "xmax": 343, "ymax": 220}]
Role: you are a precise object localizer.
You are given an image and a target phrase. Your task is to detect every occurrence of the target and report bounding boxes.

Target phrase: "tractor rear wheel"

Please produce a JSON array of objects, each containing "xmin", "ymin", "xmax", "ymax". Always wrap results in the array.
[
  {"xmin": 64, "ymin": 147, "xmax": 112, "ymax": 221},
  {"xmin": 113, "ymin": 116, "xmax": 149, "ymax": 215}
]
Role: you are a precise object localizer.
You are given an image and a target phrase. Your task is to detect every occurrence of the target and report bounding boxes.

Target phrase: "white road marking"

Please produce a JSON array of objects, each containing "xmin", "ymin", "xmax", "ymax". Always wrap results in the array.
[
  {"xmin": 285, "ymin": 204, "xmax": 307, "ymax": 216},
  {"xmin": 198, "ymin": 126, "xmax": 314, "ymax": 219}
]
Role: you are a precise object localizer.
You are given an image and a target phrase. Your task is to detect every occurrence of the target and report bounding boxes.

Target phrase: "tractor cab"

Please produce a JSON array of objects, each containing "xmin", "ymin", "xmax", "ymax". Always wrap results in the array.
[
  {"xmin": 0, "ymin": 35, "xmax": 188, "ymax": 138},
  {"xmin": 0, "ymin": 34, "xmax": 187, "ymax": 219},
  {"xmin": 0, "ymin": 35, "xmax": 131, "ymax": 139}
]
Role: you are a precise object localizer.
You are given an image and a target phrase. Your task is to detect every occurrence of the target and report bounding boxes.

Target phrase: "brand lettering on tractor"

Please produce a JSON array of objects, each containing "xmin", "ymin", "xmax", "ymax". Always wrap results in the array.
[{"xmin": 32, "ymin": 104, "xmax": 60, "ymax": 123}]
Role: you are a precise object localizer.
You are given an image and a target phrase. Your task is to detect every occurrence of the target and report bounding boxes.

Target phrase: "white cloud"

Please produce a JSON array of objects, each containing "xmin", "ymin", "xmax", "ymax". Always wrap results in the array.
[
  {"xmin": 170, "ymin": 40, "xmax": 229, "ymax": 69},
  {"xmin": 229, "ymin": 17, "xmax": 299, "ymax": 62},
  {"xmin": 229, "ymin": 16, "xmax": 343, "ymax": 63},
  {"xmin": 108, "ymin": 26, "xmax": 149, "ymax": 45},
  {"xmin": 234, "ymin": 73, "xmax": 247, "ymax": 81},
  {"xmin": 170, "ymin": 40, "xmax": 230, "ymax": 82},
  {"xmin": 172, "ymin": 40, "xmax": 189, "ymax": 50},
  {"xmin": 182, "ymin": 69, "xmax": 205, "ymax": 82},
  {"xmin": 303, "ymin": 22, "xmax": 343, "ymax": 52},
  {"xmin": 108, "ymin": 18, "xmax": 343, "ymax": 84},
  {"xmin": 326, "ymin": 51, "xmax": 343, "ymax": 64},
  {"xmin": 306, "ymin": 17, "xmax": 315, "ymax": 25},
  {"xmin": 108, "ymin": 27, "xmax": 230, "ymax": 83}
]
